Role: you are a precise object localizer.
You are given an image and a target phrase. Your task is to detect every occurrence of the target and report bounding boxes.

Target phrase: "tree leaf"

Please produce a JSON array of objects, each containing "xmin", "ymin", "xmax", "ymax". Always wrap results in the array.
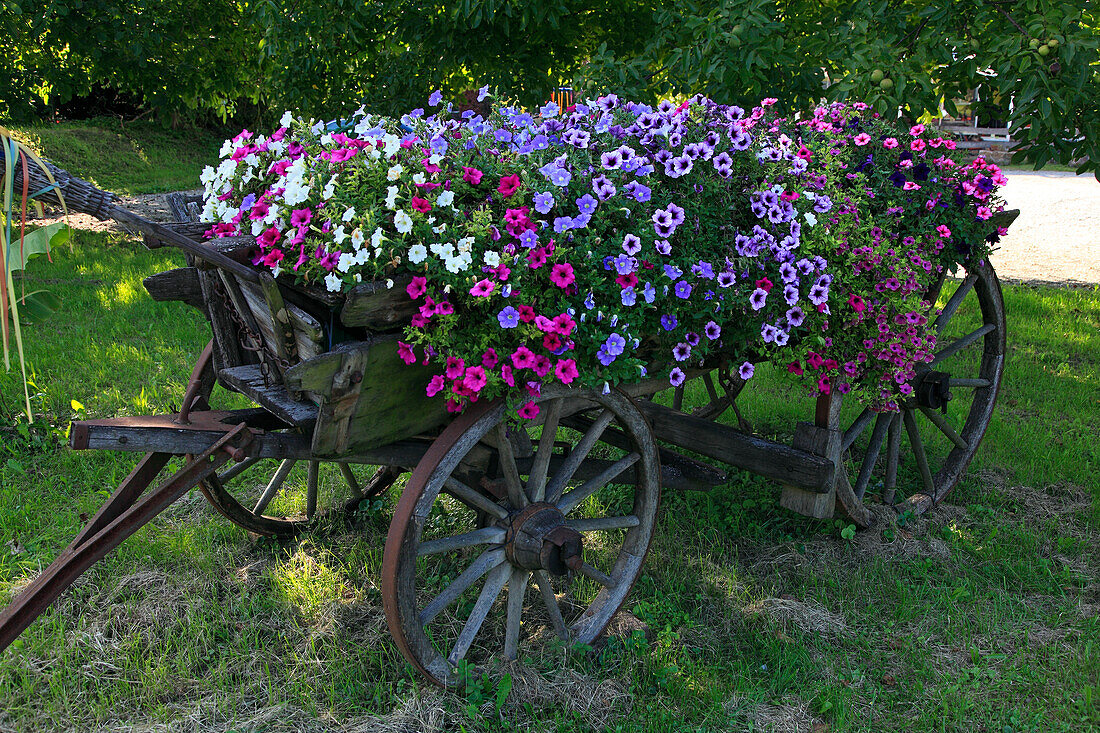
[{"xmin": 6, "ymin": 223, "xmax": 68, "ymax": 272}]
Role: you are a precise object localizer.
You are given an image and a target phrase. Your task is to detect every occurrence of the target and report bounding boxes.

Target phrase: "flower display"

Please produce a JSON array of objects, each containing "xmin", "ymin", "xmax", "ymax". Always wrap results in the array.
[{"xmin": 201, "ymin": 94, "xmax": 1005, "ymax": 416}]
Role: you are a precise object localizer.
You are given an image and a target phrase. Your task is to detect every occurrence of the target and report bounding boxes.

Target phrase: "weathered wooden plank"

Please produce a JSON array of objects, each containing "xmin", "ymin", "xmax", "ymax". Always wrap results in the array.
[
  {"xmin": 219, "ymin": 364, "xmax": 319, "ymax": 427},
  {"xmin": 285, "ymin": 336, "xmax": 450, "ymax": 455},
  {"xmin": 196, "ymin": 269, "xmax": 247, "ymax": 376},
  {"xmin": 69, "ymin": 420, "xmax": 429, "ymax": 465},
  {"xmin": 339, "ymin": 276, "xmax": 418, "ymax": 330},
  {"xmin": 143, "ymin": 267, "xmax": 205, "ymax": 311},
  {"xmin": 633, "ymin": 399, "xmax": 834, "ymax": 493},
  {"xmin": 779, "ymin": 422, "xmax": 839, "ymax": 519},
  {"xmin": 238, "ymin": 278, "xmax": 323, "ymax": 363}
]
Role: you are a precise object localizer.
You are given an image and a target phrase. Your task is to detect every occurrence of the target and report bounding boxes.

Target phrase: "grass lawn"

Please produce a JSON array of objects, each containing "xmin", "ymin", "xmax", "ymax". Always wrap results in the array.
[
  {"xmin": 0, "ymin": 227, "xmax": 1097, "ymax": 732},
  {"xmin": 5, "ymin": 118, "xmax": 230, "ymax": 195}
]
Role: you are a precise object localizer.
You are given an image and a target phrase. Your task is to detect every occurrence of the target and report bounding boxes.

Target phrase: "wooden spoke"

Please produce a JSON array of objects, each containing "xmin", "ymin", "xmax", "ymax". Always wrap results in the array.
[
  {"xmin": 544, "ymin": 409, "xmax": 615, "ymax": 503},
  {"xmin": 672, "ymin": 385, "xmax": 684, "ymax": 411},
  {"xmin": 902, "ymin": 409, "xmax": 935, "ymax": 495},
  {"xmin": 567, "ymin": 515, "xmax": 640, "ymax": 532},
  {"xmin": 218, "ymin": 455, "xmax": 261, "ymax": 483},
  {"xmin": 447, "ymin": 563, "xmax": 510, "ymax": 666},
  {"xmin": 417, "ymin": 527, "xmax": 506, "ymax": 558},
  {"xmin": 443, "ymin": 477, "xmax": 509, "ymax": 520},
  {"xmin": 252, "ymin": 459, "xmax": 296, "ymax": 515},
  {"xmin": 842, "ymin": 408, "xmax": 875, "ymax": 452},
  {"xmin": 533, "ymin": 570, "xmax": 568, "ymax": 641},
  {"xmin": 949, "ymin": 377, "xmax": 991, "ymax": 388},
  {"xmin": 934, "ymin": 273, "xmax": 977, "ymax": 332},
  {"xmin": 854, "ymin": 414, "xmax": 890, "ymax": 500},
  {"xmin": 703, "ymin": 372, "xmax": 720, "ymax": 403},
  {"xmin": 883, "ymin": 414, "xmax": 901, "ymax": 505},
  {"xmin": 503, "ymin": 568, "xmax": 530, "ymax": 660},
  {"xmin": 305, "ymin": 460, "xmax": 319, "ymax": 519},
  {"xmin": 419, "ymin": 548, "xmax": 506, "ymax": 626},
  {"xmin": 919, "ymin": 406, "xmax": 969, "ymax": 450},
  {"xmin": 338, "ymin": 463, "xmax": 361, "ymax": 496},
  {"xmin": 528, "ymin": 398, "xmax": 562, "ymax": 503},
  {"xmin": 558, "ymin": 453, "xmax": 640, "ymax": 515},
  {"xmin": 494, "ymin": 424, "xmax": 527, "ymax": 509},
  {"xmin": 931, "ymin": 323, "xmax": 996, "ymax": 366},
  {"xmin": 924, "ymin": 271, "xmax": 948, "ymax": 310},
  {"xmin": 576, "ymin": 562, "xmax": 614, "ymax": 588}
]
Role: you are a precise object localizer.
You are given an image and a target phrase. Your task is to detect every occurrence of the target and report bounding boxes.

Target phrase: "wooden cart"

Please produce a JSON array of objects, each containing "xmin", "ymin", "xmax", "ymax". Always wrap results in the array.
[{"xmin": 0, "ymin": 160, "xmax": 1017, "ymax": 686}]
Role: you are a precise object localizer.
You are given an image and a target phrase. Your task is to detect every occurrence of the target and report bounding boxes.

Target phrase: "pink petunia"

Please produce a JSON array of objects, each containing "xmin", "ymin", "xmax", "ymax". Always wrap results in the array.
[
  {"xmin": 445, "ymin": 357, "xmax": 465, "ymax": 380},
  {"xmin": 517, "ymin": 305, "xmax": 536, "ymax": 323},
  {"xmin": 936, "ymin": 225, "xmax": 952, "ymax": 238},
  {"xmin": 481, "ymin": 348, "xmax": 499, "ymax": 368},
  {"xmin": 498, "ymin": 174, "xmax": 522, "ymax": 198},
  {"xmin": 406, "ymin": 276, "xmax": 427, "ymax": 300},
  {"xmin": 534, "ymin": 315, "xmax": 556, "ymax": 333},
  {"xmin": 501, "ymin": 363, "xmax": 515, "ymax": 386},
  {"xmin": 543, "ymin": 333, "xmax": 562, "ymax": 351},
  {"xmin": 615, "ymin": 272, "xmax": 638, "ymax": 289},
  {"xmin": 517, "ymin": 401, "xmax": 540, "ymax": 419},
  {"xmin": 551, "ymin": 313, "xmax": 576, "ymax": 336},
  {"xmin": 882, "ymin": 137, "xmax": 899, "ymax": 149},
  {"xmin": 425, "ymin": 374, "xmax": 445, "ymax": 397},
  {"xmin": 787, "ymin": 361, "xmax": 804, "ymax": 376},
  {"xmin": 511, "ymin": 346, "xmax": 537, "ymax": 369},
  {"xmin": 853, "ymin": 133, "xmax": 871, "ymax": 146},
  {"xmin": 462, "ymin": 166, "xmax": 483, "ymax": 185},
  {"xmin": 555, "ymin": 359, "xmax": 579, "ymax": 384},
  {"xmin": 848, "ymin": 293, "xmax": 866, "ymax": 313},
  {"xmin": 397, "ymin": 341, "xmax": 416, "ymax": 365},
  {"xmin": 464, "ymin": 365, "xmax": 487, "ymax": 392},
  {"xmin": 469, "ymin": 279, "xmax": 495, "ymax": 297},
  {"xmin": 532, "ymin": 355, "xmax": 552, "ymax": 378},
  {"xmin": 411, "ymin": 197, "xmax": 432, "ymax": 213},
  {"xmin": 550, "ymin": 263, "xmax": 575, "ymax": 288}
]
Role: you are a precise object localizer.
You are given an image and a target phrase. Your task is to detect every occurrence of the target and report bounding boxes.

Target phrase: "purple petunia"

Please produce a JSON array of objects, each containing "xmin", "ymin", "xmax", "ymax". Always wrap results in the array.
[
  {"xmin": 605, "ymin": 333, "xmax": 627, "ymax": 356},
  {"xmin": 498, "ymin": 306, "xmax": 520, "ymax": 328},
  {"xmin": 674, "ymin": 281, "xmax": 692, "ymax": 299},
  {"xmin": 669, "ymin": 367, "xmax": 686, "ymax": 387},
  {"xmin": 661, "ymin": 314, "xmax": 678, "ymax": 331},
  {"xmin": 576, "ymin": 194, "xmax": 598, "ymax": 215},
  {"xmin": 749, "ymin": 288, "xmax": 768, "ymax": 310},
  {"xmin": 672, "ymin": 342, "xmax": 692, "ymax": 361},
  {"xmin": 622, "ymin": 233, "xmax": 642, "ymax": 255},
  {"xmin": 704, "ymin": 321, "xmax": 721, "ymax": 340},
  {"xmin": 739, "ymin": 361, "xmax": 755, "ymax": 380},
  {"xmin": 786, "ymin": 306, "xmax": 805, "ymax": 328},
  {"xmin": 533, "ymin": 191, "xmax": 555, "ymax": 214}
]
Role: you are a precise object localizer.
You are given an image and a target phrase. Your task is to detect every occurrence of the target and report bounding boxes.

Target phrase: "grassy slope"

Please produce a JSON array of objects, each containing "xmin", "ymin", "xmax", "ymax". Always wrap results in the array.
[
  {"xmin": 0, "ymin": 230, "xmax": 1097, "ymax": 732},
  {"xmin": 6, "ymin": 118, "xmax": 230, "ymax": 195}
]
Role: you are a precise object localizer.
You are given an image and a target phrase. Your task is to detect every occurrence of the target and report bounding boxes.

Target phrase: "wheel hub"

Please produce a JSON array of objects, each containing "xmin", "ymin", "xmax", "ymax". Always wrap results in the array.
[
  {"xmin": 914, "ymin": 370, "xmax": 953, "ymax": 413},
  {"xmin": 504, "ymin": 503, "xmax": 582, "ymax": 576}
]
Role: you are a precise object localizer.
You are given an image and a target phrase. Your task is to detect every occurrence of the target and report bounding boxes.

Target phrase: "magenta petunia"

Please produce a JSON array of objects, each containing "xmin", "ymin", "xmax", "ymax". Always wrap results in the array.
[{"xmin": 550, "ymin": 263, "xmax": 575, "ymax": 288}]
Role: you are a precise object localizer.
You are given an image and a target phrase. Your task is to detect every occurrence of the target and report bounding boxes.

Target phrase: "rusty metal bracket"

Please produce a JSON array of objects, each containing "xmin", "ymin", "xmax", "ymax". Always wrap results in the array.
[{"xmin": 0, "ymin": 423, "xmax": 253, "ymax": 655}]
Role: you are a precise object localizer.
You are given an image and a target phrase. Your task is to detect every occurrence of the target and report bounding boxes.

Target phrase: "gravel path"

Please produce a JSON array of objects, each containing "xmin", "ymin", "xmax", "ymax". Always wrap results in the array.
[
  {"xmin": 992, "ymin": 170, "xmax": 1100, "ymax": 286},
  {"xmin": 34, "ymin": 173, "xmax": 1100, "ymax": 286}
]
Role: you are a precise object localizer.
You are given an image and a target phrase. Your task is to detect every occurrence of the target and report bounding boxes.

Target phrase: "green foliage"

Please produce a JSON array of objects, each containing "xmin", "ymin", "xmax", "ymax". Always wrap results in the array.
[{"xmin": 577, "ymin": 0, "xmax": 1100, "ymax": 177}]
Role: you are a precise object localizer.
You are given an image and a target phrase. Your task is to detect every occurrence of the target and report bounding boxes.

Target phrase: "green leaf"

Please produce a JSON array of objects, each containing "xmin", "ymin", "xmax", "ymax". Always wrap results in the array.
[
  {"xmin": 6, "ymin": 223, "xmax": 68, "ymax": 272},
  {"xmin": 13, "ymin": 290, "xmax": 62, "ymax": 324}
]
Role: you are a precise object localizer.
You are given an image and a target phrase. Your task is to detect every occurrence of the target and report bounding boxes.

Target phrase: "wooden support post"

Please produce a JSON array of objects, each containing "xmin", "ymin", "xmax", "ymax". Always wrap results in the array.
[{"xmin": 780, "ymin": 394, "xmax": 842, "ymax": 519}]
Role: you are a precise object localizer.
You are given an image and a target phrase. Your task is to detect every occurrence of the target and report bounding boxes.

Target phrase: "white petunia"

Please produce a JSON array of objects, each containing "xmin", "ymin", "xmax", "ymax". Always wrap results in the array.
[
  {"xmin": 385, "ymin": 186, "xmax": 399, "ymax": 210},
  {"xmin": 322, "ymin": 175, "xmax": 338, "ymax": 199},
  {"xmin": 408, "ymin": 244, "xmax": 428, "ymax": 264},
  {"xmin": 325, "ymin": 272, "xmax": 342, "ymax": 292},
  {"xmin": 428, "ymin": 153, "xmax": 443, "ymax": 166},
  {"xmin": 436, "ymin": 190, "xmax": 455, "ymax": 208},
  {"xmin": 383, "ymin": 135, "xmax": 401, "ymax": 157},
  {"xmin": 350, "ymin": 228, "xmax": 365, "ymax": 249},
  {"xmin": 394, "ymin": 209, "xmax": 413, "ymax": 234},
  {"xmin": 370, "ymin": 227, "xmax": 385, "ymax": 248},
  {"xmin": 280, "ymin": 110, "xmax": 294, "ymax": 127},
  {"xmin": 432, "ymin": 223, "xmax": 447, "ymax": 234},
  {"xmin": 219, "ymin": 139, "xmax": 234, "ymax": 157},
  {"xmin": 387, "ymin": 165, "xmax": 403, "ymax": 181},
  {"xmin": 804, "ymin": 212, "xmax": 818, "ymax": 227},
  {"xmin": 342, "ymin": 207, "xmax": 356, "ymax": 222},
  {"xmin": 354, "ymin": 248, "xmax": 371, "ymax": 265},
  {"xmin": 200, "ymin": 166, "xmax": 216, "ymax": 185},
  {"xmin": 251, "ymin": 219, "xmax": 265, "ymax": 236},
  {"xmin": 412, "ymin": 173, "xmax": 426, "ymax": 184},
  {"xmin": 483, "ymin": 250, "xmax": 501, "ymax": 266},
  {"xmin": 337, "ymin": 252, "xmax": 355, "ymax": 273}
]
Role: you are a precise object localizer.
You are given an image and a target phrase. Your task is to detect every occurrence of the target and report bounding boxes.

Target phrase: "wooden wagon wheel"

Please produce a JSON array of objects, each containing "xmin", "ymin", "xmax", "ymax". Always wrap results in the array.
[
  {"xmin": 176, "ymin": 343, "xmax": 400, "ymax": 536},
  {"xmin": 382, "ymin": 384, "xmax": 660, "ymax": 686},
  {"xmin": 830, "ymin": 259, "xmax": 1007, "ymax": 527}
]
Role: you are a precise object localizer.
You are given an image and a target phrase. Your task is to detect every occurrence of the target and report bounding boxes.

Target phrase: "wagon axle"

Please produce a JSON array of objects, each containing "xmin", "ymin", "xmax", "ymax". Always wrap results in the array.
[
  {"xmin": 503, "ymin": 503, "xmax": 583, "ymax": 576},
  {"xmin": 914, "ymin": 369, "xmax": 954, "ymax": 413}
]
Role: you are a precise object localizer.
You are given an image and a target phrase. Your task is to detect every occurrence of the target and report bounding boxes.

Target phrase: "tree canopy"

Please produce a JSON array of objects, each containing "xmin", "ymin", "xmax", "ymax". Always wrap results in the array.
[{"xmin": 2, "ymin": 0, "xmax": 1097, "ymax": 174}]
